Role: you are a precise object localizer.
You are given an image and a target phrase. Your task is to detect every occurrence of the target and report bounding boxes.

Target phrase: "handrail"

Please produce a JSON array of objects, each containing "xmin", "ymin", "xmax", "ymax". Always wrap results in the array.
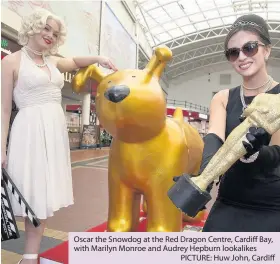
[{"xmin": 166, "ymin": 98, "xmax": 209, "ymax": 114}]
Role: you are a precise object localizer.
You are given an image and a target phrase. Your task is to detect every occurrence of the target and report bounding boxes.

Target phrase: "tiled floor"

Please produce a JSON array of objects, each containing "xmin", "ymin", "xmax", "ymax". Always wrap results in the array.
[
  {"xmin": 1, "ymin": 146, "xmax": 218, "ymax": 263},
  {"xmin": 1, "ymin": 148, "xmax": 110, "ymax": 264}
]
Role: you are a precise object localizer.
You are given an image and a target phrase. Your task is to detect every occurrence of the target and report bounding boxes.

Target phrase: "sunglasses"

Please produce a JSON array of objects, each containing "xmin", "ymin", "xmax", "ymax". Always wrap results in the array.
[{"xmin": 225, "ymin": 41, "xmax": 265, "ymax": 62}]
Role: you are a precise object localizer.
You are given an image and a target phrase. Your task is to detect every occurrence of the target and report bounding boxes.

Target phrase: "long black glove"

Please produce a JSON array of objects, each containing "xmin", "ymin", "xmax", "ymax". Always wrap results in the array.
[{"xmin": 173, "ymin": 133, "xmax": 224, "ymax": 192}]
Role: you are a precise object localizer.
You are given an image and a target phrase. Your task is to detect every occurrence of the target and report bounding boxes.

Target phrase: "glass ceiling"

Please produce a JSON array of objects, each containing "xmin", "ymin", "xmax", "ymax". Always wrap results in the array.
[{"xmin": 135, "ymin": 0, "xmax": 280, "ymax": 46}]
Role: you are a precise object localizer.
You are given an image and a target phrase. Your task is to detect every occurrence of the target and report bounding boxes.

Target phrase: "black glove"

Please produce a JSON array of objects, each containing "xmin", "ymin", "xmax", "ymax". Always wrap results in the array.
[{"xmin": 242, "ymin": 127, "xmax": 270, "ymax": 159}]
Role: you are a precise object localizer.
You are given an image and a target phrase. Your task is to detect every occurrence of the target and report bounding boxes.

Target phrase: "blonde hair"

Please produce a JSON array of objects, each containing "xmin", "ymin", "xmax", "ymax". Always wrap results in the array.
[{"xmin": 18, "ymin": 8, "xmax": 67, "ymax": 55}]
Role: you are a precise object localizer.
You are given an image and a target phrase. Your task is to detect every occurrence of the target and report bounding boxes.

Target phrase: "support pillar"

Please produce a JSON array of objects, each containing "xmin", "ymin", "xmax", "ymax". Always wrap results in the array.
[{"xmin": 81, "ymin": 93, "xmax": 91, "ymax": 132}]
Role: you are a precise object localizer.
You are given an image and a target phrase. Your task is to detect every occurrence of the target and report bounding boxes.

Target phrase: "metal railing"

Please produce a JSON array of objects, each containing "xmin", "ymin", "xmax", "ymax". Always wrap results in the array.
[{"xmin": 166, "ymin": 99, "xmax": 209, "ymax": 115}]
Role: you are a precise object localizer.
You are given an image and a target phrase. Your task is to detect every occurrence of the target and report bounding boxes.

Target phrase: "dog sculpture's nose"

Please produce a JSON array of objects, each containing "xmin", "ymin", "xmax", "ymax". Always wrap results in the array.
[{"xmin": 104, "ymin": 85, "xmax": 130, "ymax": 103}]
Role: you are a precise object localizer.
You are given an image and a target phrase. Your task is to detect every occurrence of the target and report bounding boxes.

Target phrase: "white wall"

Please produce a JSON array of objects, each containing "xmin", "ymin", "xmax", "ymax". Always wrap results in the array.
[
  {"xmin": 168, "ymin": 63, "xmax": 280, "ymax": 108},
  {"xmin": 1, "ymin": 5, "xmax": 22, "ymax": 31},
  {"xmin": 1, "ymin": 2, "xmax": 101, "ymax": 57},
  {"xmin": 106, "ymin": 1, "xmax": 136, "ymax": 42},
  {"xmin": 137, "ymin": 23, "xmax": 153, "ymax": 58},
  {"xmin": 1, "ymin": 0, "xmax": 152, "ymax": 61}
]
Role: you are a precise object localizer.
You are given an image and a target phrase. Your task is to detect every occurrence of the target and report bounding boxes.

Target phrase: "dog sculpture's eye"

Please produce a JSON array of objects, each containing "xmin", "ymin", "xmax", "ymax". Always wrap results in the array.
[{"xmin": 108, "ymin": 81, "xmax": 112, "ymax": 84}]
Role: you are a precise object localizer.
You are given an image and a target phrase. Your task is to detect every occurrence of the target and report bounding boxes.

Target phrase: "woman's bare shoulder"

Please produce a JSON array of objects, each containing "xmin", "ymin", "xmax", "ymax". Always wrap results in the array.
[
  {"xmin": 212, "ymin": 89, "xmax": 229, "ymax": 108},
  {"xmin": 2, "ymin": 50, "xmax": 21, "ymax": 66}
]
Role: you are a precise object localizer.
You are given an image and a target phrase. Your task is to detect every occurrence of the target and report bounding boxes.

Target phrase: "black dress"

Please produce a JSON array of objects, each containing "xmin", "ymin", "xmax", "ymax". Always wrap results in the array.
[{"xmin": 203, "ymin": 84, "xmax": 280, "ymax": 232}]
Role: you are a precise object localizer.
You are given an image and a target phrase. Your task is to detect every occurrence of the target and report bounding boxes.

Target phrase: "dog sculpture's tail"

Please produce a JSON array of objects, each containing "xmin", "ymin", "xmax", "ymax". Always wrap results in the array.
[{"xmin": 172, "ymin": 108, "xmax": 184, "ymax": 124}]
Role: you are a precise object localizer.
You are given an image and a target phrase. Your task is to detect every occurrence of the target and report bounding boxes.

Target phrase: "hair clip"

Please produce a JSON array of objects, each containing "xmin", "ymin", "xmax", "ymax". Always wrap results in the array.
[{"xmin": 229, "ymin": 21, "xmax": 263, "ymax": 31}]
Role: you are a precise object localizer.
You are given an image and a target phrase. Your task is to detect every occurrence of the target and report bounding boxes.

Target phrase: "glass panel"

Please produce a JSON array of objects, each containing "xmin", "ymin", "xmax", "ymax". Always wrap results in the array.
[
  {"xmin": 169, "ymin": 28, "xmax": 184, "ymax": 38},
  {"xmin": 214, "ymin": 0, "xmax": 232, "ymax": 6},
  {"xmin": 219, "ymin": 6, "xmax": 235, "ymax": 14},
  {"xmin": 155, "ymin": 14, "xmax": 172, "ymax": 23},
  {"xmin": 163, "ymin": 22, "xmax": 178, "ymax": 31},
  {"xmin": 144, "ymin": 17, "xmax": 158, "ymax": 28},
  {"xmin": 181, "ymin": 24, "xmax": 196, "ymax": 34},
  {"xmin": 176, "ymin": 17, "xmax": 191, "ymax": 26},
  {"xmin": 142, "ymin": 1, "xmax": 160, "ymax": 10},
  {"xmin": 208, "ymin": 18, "xmax": 224, "ymax": 27},
  {"xmin": 189, "ymin": 13, "xmax": 205, "ymax": 23},
  {"xmin": 179, "ymin": 0, "xmax": 200, "ymax": 14},
  {"xmin": 204, "ymin": 10, "xmax": 220, "ymax": 19},
  {"xmin": 197, "ymin": 0, "xmax": 215, "ymax": 11},
  {"xmin": 222, "ymin": 16, "xmax": 237, "ymax": 25},
  {"xmin": 165, "ymin": 4, "xmax": 185, "ymax": 18},
  {"xmin": 195, "ymin": 21, "xmax": 210, "ymax": 31},
  {"xmin": 135, "ymin": 0, "xmax": 279, "ymax": 46},
  {"xmin": 157, "ymin": 32, "xmax": 172, "ymax": 42},
  {"xmin": 158, "ymin": 0, "xmax": 175, "ymax": 5},
  {"xmin": 150, "ymin": 26, "xmax": 165, "ymax": 35},
  {"xmin": 149, "ymin": 8, "xmax": 165, "ymax": 19}
]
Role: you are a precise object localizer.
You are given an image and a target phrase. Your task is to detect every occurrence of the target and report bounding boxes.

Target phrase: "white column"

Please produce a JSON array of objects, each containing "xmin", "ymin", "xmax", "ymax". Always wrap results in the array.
[
  {"xmin": 82, "ymin": 93, "xmax": 91, "ymax": 130},
  {"xmin": 96, "ymin": 116, "xmax": 100, "ymax": 125}
]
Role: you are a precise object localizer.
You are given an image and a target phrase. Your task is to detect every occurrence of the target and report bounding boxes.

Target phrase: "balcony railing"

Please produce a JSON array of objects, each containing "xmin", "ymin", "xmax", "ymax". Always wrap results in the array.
[{"xmin": 166, "ymin": 99, "xmax": 209, "ymax": 115}]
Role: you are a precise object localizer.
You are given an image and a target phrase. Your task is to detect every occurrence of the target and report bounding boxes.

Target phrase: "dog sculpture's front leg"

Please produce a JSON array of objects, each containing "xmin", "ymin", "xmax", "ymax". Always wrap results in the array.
[
  {"xmin": 107, "ymin": 157, "xmax": 141, "ymax": 232},
  {"xmin": 145, "ymin": 177, "xmax": 182, "ymax": 232}
]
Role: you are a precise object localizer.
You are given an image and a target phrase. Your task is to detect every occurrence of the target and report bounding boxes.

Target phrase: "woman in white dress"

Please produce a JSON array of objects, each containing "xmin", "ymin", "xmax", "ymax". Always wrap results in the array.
[{"xmin": 1, "ymin": 8, "xmax": 117, "ymax": 264}]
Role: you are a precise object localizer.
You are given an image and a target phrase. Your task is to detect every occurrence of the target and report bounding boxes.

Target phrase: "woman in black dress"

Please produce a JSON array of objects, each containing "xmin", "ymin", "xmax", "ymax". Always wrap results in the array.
[
  {"xmin": 203, "ymin": 14, "xmax": 280, "ymax": 232},
  {"xmin": 171, "ymin": 14, "xmax": 280, "ymax": 232}
]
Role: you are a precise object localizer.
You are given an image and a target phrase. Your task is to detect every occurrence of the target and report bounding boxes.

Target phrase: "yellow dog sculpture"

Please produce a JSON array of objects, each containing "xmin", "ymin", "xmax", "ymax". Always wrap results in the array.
[{"xmin": 72, "ymin": 46, "xmax": 204, "ymax": 232}]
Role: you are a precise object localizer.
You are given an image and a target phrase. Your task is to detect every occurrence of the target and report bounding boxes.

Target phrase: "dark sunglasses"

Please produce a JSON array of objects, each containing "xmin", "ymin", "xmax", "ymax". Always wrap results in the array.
[{"xmin": 225, "ymin": 41, "xmax": 265, "ymax": 62}]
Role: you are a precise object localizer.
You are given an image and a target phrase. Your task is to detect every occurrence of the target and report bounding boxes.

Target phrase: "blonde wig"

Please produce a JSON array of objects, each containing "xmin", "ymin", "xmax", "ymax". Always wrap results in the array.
[{"xmin": 18, "ymin": 8, "xmax": 67, "ymax": 55}]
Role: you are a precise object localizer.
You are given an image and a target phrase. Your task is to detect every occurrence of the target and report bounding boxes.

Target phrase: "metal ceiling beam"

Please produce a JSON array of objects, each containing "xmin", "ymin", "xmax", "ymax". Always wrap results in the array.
[
  {"xmin": 169, "ymin": 42, "xmax": 224, "ymax": 67},
  {"xmin": 141, "ymin": 1, "xmax": 274, "ymax": 31},
  {"xmin": 136, "ymin": 0, "xmax": 280, "ymax": 47},
  {"xmin": 168, "ymin": 37, "xmax": 280, "ymax": 68},
  {"xmin": 135, "ymin": 0, "xmax": 157, "ymax": 46},
  {"xmin": 163, "ymin": 21, "xmax": 280, "ymax": 50},
  {"xmin": 167, "ymin": 56, "xmax": 280, "ymax": 79},
  {"xmin": 135, "ymin": 0, "xmax": 280, "ymax": 82}
]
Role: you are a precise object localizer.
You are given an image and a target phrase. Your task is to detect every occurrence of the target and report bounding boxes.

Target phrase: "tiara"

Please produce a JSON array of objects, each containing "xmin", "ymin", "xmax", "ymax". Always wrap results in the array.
[{"xmin": 228, "ymin": 21, "xmax": 263, "ymax": 31}]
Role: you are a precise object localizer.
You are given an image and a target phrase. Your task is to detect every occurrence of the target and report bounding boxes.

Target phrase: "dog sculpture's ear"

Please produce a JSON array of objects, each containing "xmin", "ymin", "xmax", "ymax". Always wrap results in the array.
[
  {"xmin": 144, "ymin": 45, "xmax": 172, "ymax": 82},
  {"xmin": 72, "ymin": 65, "xmax": 105, "ymax": 93}
]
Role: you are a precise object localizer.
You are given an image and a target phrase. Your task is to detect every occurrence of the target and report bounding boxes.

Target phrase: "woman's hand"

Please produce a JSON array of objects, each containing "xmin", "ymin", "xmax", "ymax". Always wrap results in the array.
[
  {"xmin": 242, "ymin": 127, "xmax": 270, "ymax": 159},
  {"xmin": 98, "ymin": 56, "xmax": 118, "ymax": 71}
]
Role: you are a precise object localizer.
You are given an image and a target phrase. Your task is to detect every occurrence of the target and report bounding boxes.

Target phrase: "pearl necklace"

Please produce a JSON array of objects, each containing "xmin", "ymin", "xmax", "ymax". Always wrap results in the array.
[
  {"xmin": 242, "ymin": 75, "xmax": 272, "ymax": 90},
  {"xmin": 24, "ymin": 45, "xmax": 43, "ymax": 55},
  {"xmin": 240, "ymin": 75, "xmax": 273, "ymax": 111},
  {"xmin": 22, "ymin": 47, "xmax": 47, "ymax": 68}
]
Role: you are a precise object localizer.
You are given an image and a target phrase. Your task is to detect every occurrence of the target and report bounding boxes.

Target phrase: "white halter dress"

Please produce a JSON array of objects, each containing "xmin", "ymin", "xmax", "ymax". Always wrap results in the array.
[{"xmin": 7, "ymin": 50, "xmax": 74, "ymax": 219}]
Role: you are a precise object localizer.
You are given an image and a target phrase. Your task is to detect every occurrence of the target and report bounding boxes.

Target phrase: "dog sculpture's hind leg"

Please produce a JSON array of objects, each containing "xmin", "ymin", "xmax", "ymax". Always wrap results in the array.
[{"xmin": 106, "ymin": 144, "xmax": 142, "ymax": 232}]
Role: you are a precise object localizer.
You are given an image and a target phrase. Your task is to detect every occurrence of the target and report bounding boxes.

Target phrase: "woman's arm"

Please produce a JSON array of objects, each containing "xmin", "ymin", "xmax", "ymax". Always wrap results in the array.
[
  {"xmin": 50, "ymin": 56, "xmax": 117, "ymax": 73},
  {"xmin": 270, "ymin": 129, "xmax": 280, "ymax": 146},
  {"xmin": 197, "ymin": 90, "xmax": 228, "ymax": 191},
  {"xmin": 207, "ymin": 89, "xmax": 228, "ymax": 142},
  {"xmin": 1, "ymin": 56, "xmax": 15, "ymax": 162}
]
